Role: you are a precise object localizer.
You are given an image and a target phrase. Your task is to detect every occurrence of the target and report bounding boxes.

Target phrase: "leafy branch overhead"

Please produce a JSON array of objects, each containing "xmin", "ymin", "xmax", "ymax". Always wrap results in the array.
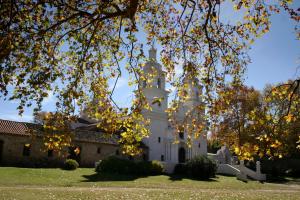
[{"xmin": 0, "ymin": 0, "xmax": 299, "ymax": 155}]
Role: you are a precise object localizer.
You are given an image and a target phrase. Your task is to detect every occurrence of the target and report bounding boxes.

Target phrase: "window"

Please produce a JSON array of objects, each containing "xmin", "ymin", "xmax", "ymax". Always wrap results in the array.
[
  {"xmin": 116, "ymin": 149, "xmax": 119, "ymax": 155},
  {"xmin": 97, "ymin": 147, "xmax": 101, "ymax": 154},
  {"xmin": 179, "ymin": 132, "xmax": 184, "ymax": 139},
  {"xmin": 23, "ymin": 144, "xmax": 31, "ymax": 156},
  {"xmin": 161, "ymin": 155, "xmax": 165, "ymax": 161},
  {"xmin": 158, "ymin": 137, "xmax": 161, "ymax": 143},
  {"xmin": 157, "ymin": 78, "xmax": 161, "ymax": 88},
  {"xmin": 48, "ymin": 149, "xmax": 53, "ymax": 157},
  {"xmin": 198, "ymin": 143, "xmax": 201, "ymax": 148}
]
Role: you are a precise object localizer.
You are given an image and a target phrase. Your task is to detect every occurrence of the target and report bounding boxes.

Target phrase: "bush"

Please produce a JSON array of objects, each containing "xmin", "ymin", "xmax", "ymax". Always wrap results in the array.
[
  {"xmin": 173, "ymin": 163, "xmax": 187, "ymax": 175},
  {"xmin": 95, "ymin": 156, "xmax": 164, "ymax": 175},
  {"xmin": 261, "ymin": 158, "xmax": 300, "ymax": 178},
  {"xmin": 149, "ymin": 160, "xmax": 164, "ymax": 175},
  {"xmin": 64, "ymin": 159, "xmax": 79, "ymax": 170},
  {"xmin": 186, "ymin": 155, "xmax": 217, "ymax": 180}
]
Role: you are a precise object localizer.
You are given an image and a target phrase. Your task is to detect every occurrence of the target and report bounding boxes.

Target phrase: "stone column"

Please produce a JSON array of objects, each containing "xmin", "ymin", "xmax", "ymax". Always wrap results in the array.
[
  {"xmin": 256, "ymin": 161, "xmax": 261, "ymax": 174},
  {"xmin": 240, "ymin": 160, "xmax": 244, "ymax": 166}
]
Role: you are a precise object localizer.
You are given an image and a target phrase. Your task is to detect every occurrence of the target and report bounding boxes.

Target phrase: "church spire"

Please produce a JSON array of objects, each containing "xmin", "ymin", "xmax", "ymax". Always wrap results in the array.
[{"xmin": 149, "ymin": 45, "xmax": 157, "ymax": 61}]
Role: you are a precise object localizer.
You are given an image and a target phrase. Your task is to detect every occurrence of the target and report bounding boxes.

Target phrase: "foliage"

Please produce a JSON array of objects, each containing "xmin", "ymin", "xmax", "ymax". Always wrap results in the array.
[
  {"xmin": 186, "ymin": 155, "xmax": 217, "ymax": 180},
  {"xmin": 173, "ymin": 163, "xmax": 188, "ymax": 175},
  {"xmin": 64, "ymin": 159, "xmax": 79, "ymax": 170},
  {"xmin": 207, "ymin": 138, "xmax": 222, "ymax": 153},
  {"xmin": 95, "ymin": 156, "xmax": 164, "ymax": 175},
  {"xmin": 261, "ymin": 158, "xmax": 300, "ymax": 178},
  {"xmin": 0, "ymin": 0, "xmax": 299, "ymax": 155},
  {"xmin": 212, "ymin": 82, "xmax": 300, "ymax": 160},
  {"xmin": 211, "ymin": 84, "xmax": 262, "ymax": 159}
]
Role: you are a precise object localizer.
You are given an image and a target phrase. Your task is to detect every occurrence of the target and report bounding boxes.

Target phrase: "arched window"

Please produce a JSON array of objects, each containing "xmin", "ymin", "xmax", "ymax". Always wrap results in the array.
[
  {"xmin": 157, "ymin": 78, "xmax": 161, "ymax": 88},
  {"xmin": 179, "ymin": 132, "xmax": 184, "ymax": 139}
]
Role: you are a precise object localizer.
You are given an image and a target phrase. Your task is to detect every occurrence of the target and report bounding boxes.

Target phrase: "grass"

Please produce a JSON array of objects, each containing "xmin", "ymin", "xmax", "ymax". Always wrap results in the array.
[{"xmin": 0, "ymin": 167, "xmax": 299, "ymax": 200}]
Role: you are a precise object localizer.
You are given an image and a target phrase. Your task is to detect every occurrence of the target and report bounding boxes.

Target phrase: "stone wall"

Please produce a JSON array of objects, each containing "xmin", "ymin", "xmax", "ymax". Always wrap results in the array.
[
  {"xmin": 0, "ymin": 134, "xmax": 64, "ymax": 167},
  {"xmin": 0, "ymin": 133, "xmax": 120, "ymax": 167}
]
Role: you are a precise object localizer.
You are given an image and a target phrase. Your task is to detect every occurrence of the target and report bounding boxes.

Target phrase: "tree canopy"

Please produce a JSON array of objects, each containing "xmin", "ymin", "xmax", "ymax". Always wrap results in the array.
[{"xmin": 0, "ymin": 0, "xmax": 299, "ymax": 155}]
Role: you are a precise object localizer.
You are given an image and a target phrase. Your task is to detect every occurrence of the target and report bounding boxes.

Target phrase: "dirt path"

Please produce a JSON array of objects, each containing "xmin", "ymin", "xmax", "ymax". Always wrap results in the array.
[{"xmin": 0, "ymin": 185, "xmax": 299, "ymax": 193}]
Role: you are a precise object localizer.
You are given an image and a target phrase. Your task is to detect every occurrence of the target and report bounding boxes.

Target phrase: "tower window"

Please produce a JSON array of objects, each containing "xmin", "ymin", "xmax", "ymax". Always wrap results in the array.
[
  {"xmin": 179, "ymin": 132, "xmax": 184, "ymax": 139},
  {"xmin": 23, "ymin": 144, "xmax": 31, "ymax": 156},
  {"xmin": 158, "ymin": 137, "xmax": 161, "ymax": 143},
  {"xmin": 157, "ymin": 78, "xmax": 161, "ymax": 89},
  {"xmin": 161, "ymin": 155, "xmax": 165, "ymax": 161}
]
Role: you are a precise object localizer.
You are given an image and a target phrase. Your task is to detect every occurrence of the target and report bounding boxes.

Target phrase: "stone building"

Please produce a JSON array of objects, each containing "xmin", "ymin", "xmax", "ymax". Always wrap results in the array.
[{"xmin": 0, "ymin": 119, "xmax": 121, "ymax": 167}]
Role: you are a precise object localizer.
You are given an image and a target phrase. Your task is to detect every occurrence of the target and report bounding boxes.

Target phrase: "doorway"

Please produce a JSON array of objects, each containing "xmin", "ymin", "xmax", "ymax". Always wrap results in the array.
[{"xmin": 178, "ymin": 147, "xmax": 186, "ymax": 163}]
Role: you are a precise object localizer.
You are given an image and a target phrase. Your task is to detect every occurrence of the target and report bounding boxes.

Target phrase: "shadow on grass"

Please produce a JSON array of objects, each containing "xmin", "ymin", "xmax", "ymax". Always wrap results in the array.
[
  {"xmin": 169, "ymin": 174, "xmax": 219, "ymax": 182},
  {"xmin": 81, "ymin": 172, "xmax": 148, "ymax": 182},
  {"xmin": 265, "ymin": 175, "xmax": 300, "ymax": 184},
  {"xmin": 82, "ymin": 172, "xmax": 218, "ymax": 182}
]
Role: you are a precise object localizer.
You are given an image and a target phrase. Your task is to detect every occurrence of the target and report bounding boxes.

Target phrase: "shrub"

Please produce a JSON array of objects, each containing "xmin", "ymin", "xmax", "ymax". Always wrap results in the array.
[
  {"xmin": 186, "ymin": 155, "xmax": 217, "ymax": 180},
  {"xmin": 64, "ymin": 159, "xmax": 79, "ymax": 170},
  {"xmin": 96, "ymin": 156, "xmax": 135, "ymax": 174},
  {"xmin": 95, "ymin": 156, "xmax": 164, "ymax": 175},
  {"xmin": 149, "ymin": 160, "xmax": 164, "ymax": 175},
  {"xmin": 173, "ymin": 163, "xmax": 187, "ymax": 175},
  {"xmin": 261, "ymin": 158, "xmax": 300, "ymax": 178}
]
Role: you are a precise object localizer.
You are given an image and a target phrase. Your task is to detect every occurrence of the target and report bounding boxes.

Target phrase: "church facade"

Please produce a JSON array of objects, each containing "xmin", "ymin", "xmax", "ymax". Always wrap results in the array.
[{"xmin": 139, "ymin": 47, "xmax": 207, "ymax": 171}]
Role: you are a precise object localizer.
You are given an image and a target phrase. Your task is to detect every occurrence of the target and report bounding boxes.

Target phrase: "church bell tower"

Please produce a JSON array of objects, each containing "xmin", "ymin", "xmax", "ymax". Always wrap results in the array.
[{"xmin": 140, "ymin": 46, "xmax": 169, "ymax": 113}]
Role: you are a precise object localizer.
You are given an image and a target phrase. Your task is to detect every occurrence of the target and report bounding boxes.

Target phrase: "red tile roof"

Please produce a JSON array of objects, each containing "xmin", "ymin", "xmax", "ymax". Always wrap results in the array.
[{"xmin": 0, "ymin": 119, "xmax": 30, "ymax": 136}]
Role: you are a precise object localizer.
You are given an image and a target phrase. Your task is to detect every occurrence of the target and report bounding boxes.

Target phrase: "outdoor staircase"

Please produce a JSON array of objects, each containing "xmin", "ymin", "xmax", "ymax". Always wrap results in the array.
[{"xmin": 216, "ymin": 160, "xmax": 266, "ymax": 182}]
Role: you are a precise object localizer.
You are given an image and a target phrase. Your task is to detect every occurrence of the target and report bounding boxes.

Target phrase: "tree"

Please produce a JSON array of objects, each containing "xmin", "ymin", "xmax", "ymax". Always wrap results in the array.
[
  {"xmin": 0, "ymin": 0, "xmax": 299, "ymax": 155},
  {"xmin": 210, "ymin": 83, "xmax": 262, "ymax": 158},
  {"xmin": 250, "ymin": 82, "xmax": 300, "ymax": 159},
  {"xmin": 212, "ymin": 81, "xmax": 300, "ymax": 160}
]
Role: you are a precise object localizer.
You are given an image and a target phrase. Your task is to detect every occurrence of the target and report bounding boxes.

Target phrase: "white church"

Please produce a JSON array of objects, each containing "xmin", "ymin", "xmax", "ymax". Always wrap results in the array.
[
  {"xmin": 77, "ymin": 46, "xmax": 207, "ymax": 170},
  {"xmin": 138, "ymin": 47, "xmax": 207, "ymax": 169}
]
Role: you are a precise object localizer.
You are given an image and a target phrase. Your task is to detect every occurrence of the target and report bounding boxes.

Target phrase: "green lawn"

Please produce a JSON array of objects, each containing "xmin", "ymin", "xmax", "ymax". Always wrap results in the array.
[{"xmin": 0, "ymin": 167, "xmax": 299, "ymax": 200}]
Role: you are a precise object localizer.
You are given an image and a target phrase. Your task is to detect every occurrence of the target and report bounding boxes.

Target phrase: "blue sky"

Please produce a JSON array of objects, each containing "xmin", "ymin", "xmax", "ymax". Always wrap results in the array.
[{"xmin": 0, "ymin": 3, "xmax": 299, "ymax": 122}]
